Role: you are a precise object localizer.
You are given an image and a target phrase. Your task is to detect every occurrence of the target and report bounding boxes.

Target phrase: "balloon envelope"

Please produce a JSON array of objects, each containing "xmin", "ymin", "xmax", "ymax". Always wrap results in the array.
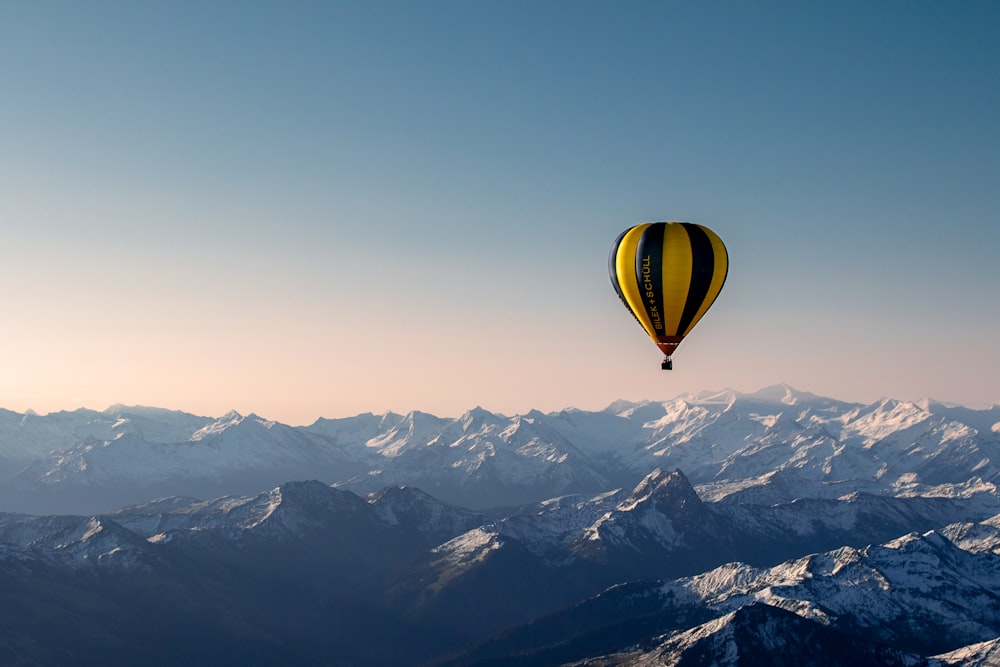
[{"xmin": 609, "ymin": 222, "xmax": 728, "ymax": 363}]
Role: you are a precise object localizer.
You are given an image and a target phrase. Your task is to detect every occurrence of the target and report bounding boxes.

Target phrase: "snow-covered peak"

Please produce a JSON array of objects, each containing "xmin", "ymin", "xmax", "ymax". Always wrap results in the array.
[
  {"xmin": 458, "ymin": 406, "xmax": 503, "ymax": 431},
  {"xmin": 603, "ymin": 398, "xmax": 651, "ymax": 416},
  {"xmin": 744, "ymin": 383, "xmax": 819, "ymax": 406},
  {"xmin": 431, "ymin": 526, "xmax": 504, "ymax": 565},
  {"xmin": 935, "ymin": 637, "xmax": 1000, "ymax": 665},
  {"xmin": 620, "ymin": 468, "xmax": 700, "ymax": 511},
  {"xmin": 202, "ymin": 480, "xmax": 371, "ymax": 535},
  {"xmin": 0, "ymin": 513, "xmax": 155, "ymax": 569},
  {"xmin": 367, "ymin": 484, "xmax": 484, "ymax": 536},
  {"xmin": 690, "ymin": 388, "xmax": 739, "ymax": 407},
  {"xmin": 191, "ymin": 410, "xmax": 244, "ymax": 440},
  {"xmin": 663, "ymin": 526, "xmax": 1000, "ymax": 655},
  {"xmin": 840, "ymin": 398, "xmax": 933, "ymax": 446},
  {"xmin": 576, "ymin": 469, "xmax": 708, "ymax": 551},
  {"xmin": 941, "ymin": 514, "xmax": 1000, "ymax": 555},
  {"xmin": 603, "ymin": 601, "xmax": 928, "ymax": 666},
  {"xmin": 102, "ymin": 404, "xmax": 191, "ymax": 419},
  {"xmin": 242, "ymin": 414, "xmax": 278, "ymax": 431},
  {"xmin": 304, "ymin": 411, "xmax": 394, "ymax": 449},
  {"xmin": 189, "ymin": 412, "xmax": 282, "ymax": 441},
  {"xmin": 364, "ymin": 410, "xmax": 450, "ymax": 456}
]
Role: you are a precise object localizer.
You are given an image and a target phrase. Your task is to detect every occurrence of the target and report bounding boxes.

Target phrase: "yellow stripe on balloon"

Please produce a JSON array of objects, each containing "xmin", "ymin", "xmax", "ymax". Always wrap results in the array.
[
  {"xmin": 659, "ymin": 222, "xmax": 693, "ymax": 337},
  {"xmin": 614, "ymin": 223, "xmax": 658, "ymax": 339}
]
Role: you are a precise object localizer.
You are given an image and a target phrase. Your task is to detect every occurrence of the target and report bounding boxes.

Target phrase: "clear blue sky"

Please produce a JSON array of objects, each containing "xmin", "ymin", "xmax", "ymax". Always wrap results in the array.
[{"xmin": 2, "ymin": 1, "xmax": 998, "ymax": 423}]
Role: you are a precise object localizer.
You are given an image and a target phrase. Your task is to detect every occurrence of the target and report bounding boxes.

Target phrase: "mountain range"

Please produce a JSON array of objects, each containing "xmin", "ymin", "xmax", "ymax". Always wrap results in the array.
[
  {"xmin": 2, "ymin": 384, "xmax": 1000, "ymax": 665},
  {"xmin": 2, "ymin": 384, "xmax": 998, "ymax": 515}
]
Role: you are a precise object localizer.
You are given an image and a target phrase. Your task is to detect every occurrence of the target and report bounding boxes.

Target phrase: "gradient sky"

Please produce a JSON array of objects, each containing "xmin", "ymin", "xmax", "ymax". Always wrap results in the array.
[{"xmin": 2, "ymin": 1, "xmax": 998, "ymax": 424}]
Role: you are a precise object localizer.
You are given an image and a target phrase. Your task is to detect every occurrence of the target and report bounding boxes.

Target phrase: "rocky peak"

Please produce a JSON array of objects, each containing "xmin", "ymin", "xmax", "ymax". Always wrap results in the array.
[{"xmin": 622, "ymin": 468, "xmax": 706, "ymax": 519}]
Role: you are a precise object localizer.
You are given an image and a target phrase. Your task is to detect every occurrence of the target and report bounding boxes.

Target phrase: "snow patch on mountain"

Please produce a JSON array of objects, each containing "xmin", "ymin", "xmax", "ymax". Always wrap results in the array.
[
  {"xmin": 430, "ymin": 527, "xmax": 504, "ymax": 574},
  {"xmin": 841, "ymin": 399, "xmax": 933, "ymax": 447},
  {"xmin": 940, "ymin": 513, "xmax": 1000, "ymax": 555},
  {"xmin": 934, "ymin": 636, "xmax": 1000, "ymax": 665},
  {"xmin": 190, "ymin": 410, "xmax": 246, "ymax": 440},
  {"xmin": 662, "ymin": 527, "xmax": 1000, "ymax": 654}
]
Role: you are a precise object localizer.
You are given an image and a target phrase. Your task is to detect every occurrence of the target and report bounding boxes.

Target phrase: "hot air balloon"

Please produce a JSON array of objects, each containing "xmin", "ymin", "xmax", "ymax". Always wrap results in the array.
[{"xmin": 609, "ymin": 222, "xmax": 728, "ymax": 370}]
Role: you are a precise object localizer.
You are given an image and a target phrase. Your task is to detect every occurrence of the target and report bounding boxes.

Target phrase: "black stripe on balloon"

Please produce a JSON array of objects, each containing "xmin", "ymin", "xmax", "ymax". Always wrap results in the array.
[
  {"xmin": 635, "ymin": 223, "xmax": 667, "ymax": 336},
  {"xmin": 608, "ymin": 229, "xmax": 628, "ymax": 302},
  {"xmin": 677, "ymin": 223, "xmax": 716, "ymax": 335},
  {"xmin": 609, "ymin": 228, "xmax": 643, "ymax": 324}
]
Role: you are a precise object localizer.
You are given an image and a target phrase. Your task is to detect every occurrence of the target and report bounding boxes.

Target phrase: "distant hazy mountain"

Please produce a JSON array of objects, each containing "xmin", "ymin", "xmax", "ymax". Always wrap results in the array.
[{"xmin": 1, "ymin": 384, "xmax": 998, "ymax": 514}]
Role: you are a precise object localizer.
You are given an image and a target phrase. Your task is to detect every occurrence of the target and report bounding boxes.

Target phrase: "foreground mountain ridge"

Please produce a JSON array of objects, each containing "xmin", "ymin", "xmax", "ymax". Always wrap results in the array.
[
  {"xmin": 2, "ymin": 384, "xmax": 999, "ymax": 514},
  {"xmin": 2, "ymin": 469, "xmax": 999, "ymax": 665}
]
